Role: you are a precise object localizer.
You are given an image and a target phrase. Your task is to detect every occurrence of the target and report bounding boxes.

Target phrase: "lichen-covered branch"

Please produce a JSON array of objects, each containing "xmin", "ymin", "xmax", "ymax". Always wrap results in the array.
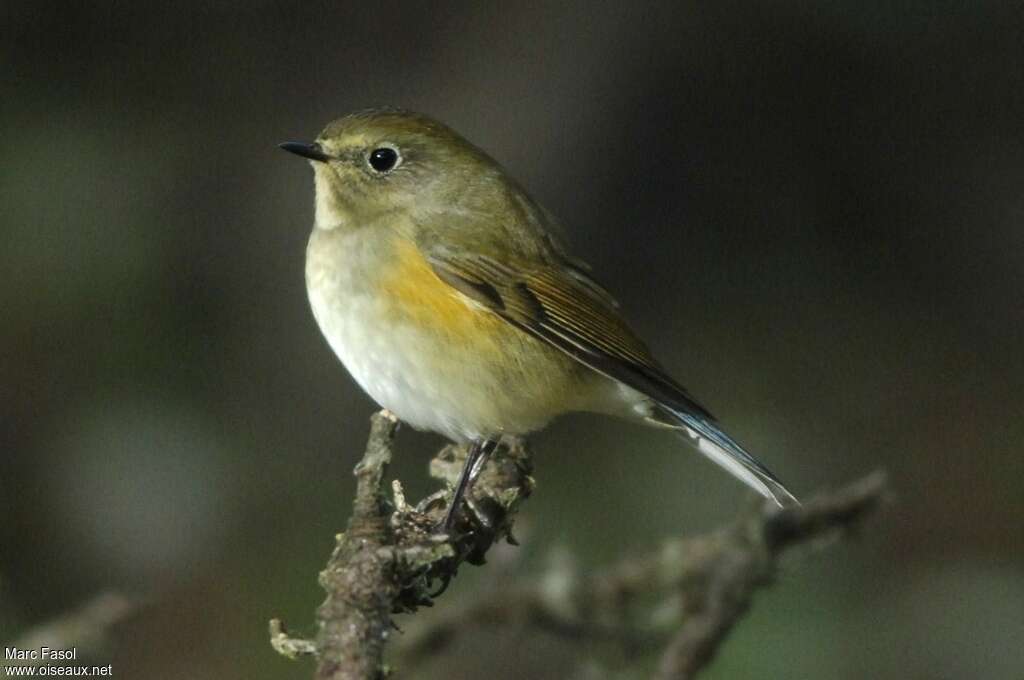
[
  {"xmin": 397, "ymin": 472, "xmax": 888, "ymax": 679},
  {"xmin": 270, "ymin": 411, "xmax": 886, "ymax": 680},
  {"xmin": 653, "ymin": 471, "xmax": 887, "ymax": 680},
  {"xmin": 269, "ymin": 410, "xmax": 534, "ymax": 680},
  {"xmin": 312, "ymin": 411, "xmax": 403, "ymax": 680}
]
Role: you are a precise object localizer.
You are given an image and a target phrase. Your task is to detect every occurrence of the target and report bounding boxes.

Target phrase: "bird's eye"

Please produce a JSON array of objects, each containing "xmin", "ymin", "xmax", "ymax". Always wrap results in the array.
[{"xmin": 367, "ymin": 146, "xmax": 400, "ymax": 174}]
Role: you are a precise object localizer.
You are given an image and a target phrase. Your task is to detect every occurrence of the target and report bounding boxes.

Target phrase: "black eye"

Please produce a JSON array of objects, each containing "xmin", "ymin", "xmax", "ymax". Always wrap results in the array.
[{"xmin": 368, "ymin": 146, "xmax": 399, "ymax": 173}]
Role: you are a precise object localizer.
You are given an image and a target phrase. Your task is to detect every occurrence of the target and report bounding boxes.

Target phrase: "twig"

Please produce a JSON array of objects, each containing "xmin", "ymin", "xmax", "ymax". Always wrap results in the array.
[
  {"xmin": 396, "ymin": 472, "xmax": 888, "ymax": 679},
  {"xmin": 270, "ymin": 410, "xmax": 886, "ymax": 680},
  {"xmin": 268, "ymin": 619, "xmax": 317, "ymax": 660},
  {"xmin": 270, "ymin": 410, "xmax": 534, "ymax": 680},
  {"xmin": 654, "ymin": 471, "xmax": 888, "ymax": 680},
  {"xmin": 312, "ymin": 411, "xmax": 403, "ymax": 680}
]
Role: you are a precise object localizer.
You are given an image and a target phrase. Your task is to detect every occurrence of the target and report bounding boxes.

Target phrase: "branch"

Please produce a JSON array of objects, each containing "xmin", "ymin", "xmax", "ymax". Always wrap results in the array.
[
  {"xmin": 270, "ymin": 410, "xmax": 886, "ymax": 680},
  {"xmin": 312, "ymin": 411, "xmax": 403, "ymax": 680},
  {"xmin": 653, "ymin": 471, "xmax": 888, "ymax": 680},
  {"xmin": 269, "ymin": 411, "xmax": 534, "ymax": 680},
  {"xmin": 397, "ymin": 472, "xmax": 888, "ymax": 679}
]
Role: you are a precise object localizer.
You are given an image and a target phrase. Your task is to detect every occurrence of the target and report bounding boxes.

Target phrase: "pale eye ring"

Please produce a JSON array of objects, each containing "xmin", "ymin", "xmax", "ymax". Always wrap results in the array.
[{"xmin": 367, "ymin": 145, "xmax": 401, "ymax": 174}]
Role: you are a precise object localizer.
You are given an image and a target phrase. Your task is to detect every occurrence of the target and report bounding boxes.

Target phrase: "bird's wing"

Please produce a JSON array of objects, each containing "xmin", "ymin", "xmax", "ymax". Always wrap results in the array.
[
  {"xmin": 424, "ymin": 247, "xmax": 714, "ymax": 420},
  {"xmin": 425, "ymin": 246, "xmax": 798, "ymax": 507}
]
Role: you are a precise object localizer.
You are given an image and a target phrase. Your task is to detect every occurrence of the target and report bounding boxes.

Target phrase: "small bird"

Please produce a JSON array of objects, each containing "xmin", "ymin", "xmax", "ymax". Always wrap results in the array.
[{"xmin": 281, "ymin": 108, "xmax": 797, "ymax": 527}]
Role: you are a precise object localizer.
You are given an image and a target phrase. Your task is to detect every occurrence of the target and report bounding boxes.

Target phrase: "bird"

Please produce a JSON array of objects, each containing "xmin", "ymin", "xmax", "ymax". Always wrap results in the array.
[{"xmin": 280, "ymin": 108, "xmax": 797, "ymax": 528}]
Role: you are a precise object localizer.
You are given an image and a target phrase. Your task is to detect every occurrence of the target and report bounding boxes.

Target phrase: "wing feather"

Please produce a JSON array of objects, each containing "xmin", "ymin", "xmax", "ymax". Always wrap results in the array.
[{"xmin": 426, "ymin": 251, "xmax": 713, "ymax": 420}]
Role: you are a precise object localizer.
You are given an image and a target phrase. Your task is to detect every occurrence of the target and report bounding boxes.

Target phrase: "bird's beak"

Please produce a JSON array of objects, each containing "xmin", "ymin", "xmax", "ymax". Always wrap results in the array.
[{"xmin": 279, "ymin": 141, "xmax": 330, "ymax": 162}]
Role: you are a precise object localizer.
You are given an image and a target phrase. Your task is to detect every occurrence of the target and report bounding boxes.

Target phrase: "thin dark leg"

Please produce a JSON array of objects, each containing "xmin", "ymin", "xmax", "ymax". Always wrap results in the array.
[{"xmin": 442, "ymin": 438, "xmax": 498, "ymax": 531}]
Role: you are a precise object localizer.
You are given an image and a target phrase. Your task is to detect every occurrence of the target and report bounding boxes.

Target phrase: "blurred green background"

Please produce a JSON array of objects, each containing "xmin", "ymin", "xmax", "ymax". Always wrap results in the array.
[{"xmin": 3, "ymin": 2, "xmax": 1023, "ymax": 678}]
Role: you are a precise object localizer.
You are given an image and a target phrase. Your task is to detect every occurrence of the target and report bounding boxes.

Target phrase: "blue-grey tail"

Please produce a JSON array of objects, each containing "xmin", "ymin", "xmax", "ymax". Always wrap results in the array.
[{"xmin": 658, "ymin": 405, "xmax": 799, "ymax": 508}]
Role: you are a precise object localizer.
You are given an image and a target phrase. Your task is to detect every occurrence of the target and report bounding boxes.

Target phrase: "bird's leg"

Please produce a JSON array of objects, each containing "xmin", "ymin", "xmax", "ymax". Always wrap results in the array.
[{"xmin": 442, "ymin": 438, "xmax": 498, "ymax": 531}]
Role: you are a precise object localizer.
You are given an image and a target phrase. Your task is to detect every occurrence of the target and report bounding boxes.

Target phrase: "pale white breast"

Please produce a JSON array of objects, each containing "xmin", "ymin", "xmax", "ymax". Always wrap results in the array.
[
  {"xmin": 305, "ymin": 227, "xmax": 451, "ymax": 434},
  {"xmin": 306, "ymin": 225, "xmax": 539, "ymax": 442}
]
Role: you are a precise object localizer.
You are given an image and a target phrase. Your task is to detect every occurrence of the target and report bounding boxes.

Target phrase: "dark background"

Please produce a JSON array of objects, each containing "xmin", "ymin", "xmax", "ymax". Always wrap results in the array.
[{"xmin": 3, "ymin": 2, "xmax": 1022, "ymax": 678}]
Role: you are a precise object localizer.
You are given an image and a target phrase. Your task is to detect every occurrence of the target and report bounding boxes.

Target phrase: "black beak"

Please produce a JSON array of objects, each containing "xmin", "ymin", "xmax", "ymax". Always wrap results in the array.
[{"xmin": 278, "ymin": 141, "xmax": 330, "ymax": 162}]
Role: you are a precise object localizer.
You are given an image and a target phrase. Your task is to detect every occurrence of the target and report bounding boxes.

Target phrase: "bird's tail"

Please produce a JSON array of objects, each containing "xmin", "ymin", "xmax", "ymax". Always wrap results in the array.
[{"xmin": 653, "ymin": 404, "xmax": 799, "ymax": 508}]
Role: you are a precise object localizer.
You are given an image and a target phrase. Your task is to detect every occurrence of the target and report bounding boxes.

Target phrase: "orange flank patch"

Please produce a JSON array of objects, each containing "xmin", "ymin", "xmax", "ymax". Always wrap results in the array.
[{"xmin": 380, "ymin": 239, "xmax": 507, "ymax": 347}]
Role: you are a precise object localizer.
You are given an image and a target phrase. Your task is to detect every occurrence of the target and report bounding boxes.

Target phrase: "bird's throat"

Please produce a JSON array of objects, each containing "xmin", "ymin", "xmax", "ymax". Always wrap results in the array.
[{"xmin": 313, "ymin": 166, "xmax": 354, "ymax": 230}]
